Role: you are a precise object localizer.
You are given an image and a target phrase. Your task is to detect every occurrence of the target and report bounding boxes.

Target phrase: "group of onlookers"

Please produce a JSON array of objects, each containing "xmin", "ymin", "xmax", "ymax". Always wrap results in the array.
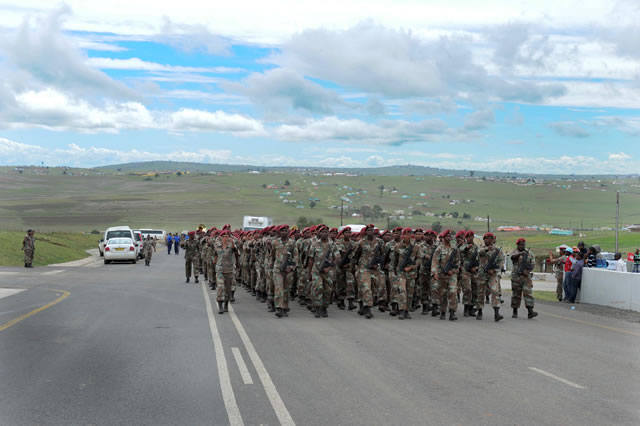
[
  {"xmin": 165, "ymin": 233, "xmax": 182, "ymax": 254},
  {"xmin": 550, "ymin": 243, "xmax": 640, "ymax": 304}
]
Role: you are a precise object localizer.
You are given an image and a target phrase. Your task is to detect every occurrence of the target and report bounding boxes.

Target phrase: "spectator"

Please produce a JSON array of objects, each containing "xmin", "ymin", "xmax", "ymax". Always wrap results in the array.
[
  {"xmin": 577, "ymin": 241, "xmax": 587, "ymax": 256},
  {"xmin": 593, "ymin": 245, "xmax": 607, "ymax": 268},
  {"xmin": 562, "ymin": 247, "xmax": 574, "ymax": 302},
  {"xmin": 569, "ymin": 252, "xmax": 584, "ymax": 303},
  {"xmin": 606, "ymin": 252, "xmax": 628, "ymax": 272},
  {"xmin": 586, "ymin": 247, "xmax": 597, "ymax": 268},
  {"xmin": 634, "ymin": 249, "xmax": 640, "ymax": 273}
]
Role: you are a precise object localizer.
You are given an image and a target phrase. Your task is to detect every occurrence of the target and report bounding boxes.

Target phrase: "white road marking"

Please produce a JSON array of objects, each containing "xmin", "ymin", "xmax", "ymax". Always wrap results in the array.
[
  {"xmin": 232, "ymin": 347, "xmax": 254, "ymax": 385},
  {"xmin": 42, "ymin": 270, "xmax": 64, "ymax": 275},
  {"xmin": 0, "ymin": 288, "xmax": 26, "ymax": 300},
  {"xmin": 229, "ymin": 304, "xmax": 295, "ymax": 426},
  {"xmin": 200, "ymin": 282, "xmax": 244, "ymax": 426},
  {"xmin": 529, "ymin": 367, "xmax": 585, "ymax": 389},
  {"xmin": 0, "ymin": 272, "xmax": 19, "ymax": 276}
]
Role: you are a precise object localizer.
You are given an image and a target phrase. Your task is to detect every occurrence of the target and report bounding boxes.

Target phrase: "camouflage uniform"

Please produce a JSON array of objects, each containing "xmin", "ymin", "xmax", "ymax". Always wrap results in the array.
[
  {"xmin": 22, "ymin": 233, "xmax": 35, "ymax": 266},
  {"xmin": 309, "ymin": 239, "xmax": 337, "ymax": 308},
  {"xmin": 143, "ymin": 238, "xmax": 154, "ymax": 264},
  {"xmin": 382, "ymin": 240, "xmax": 398, "ymax": 306},
  {"xmin": 354, "ymin": 238, "xmax": 385, "ymax": 308},
  {"xmin": 295, "ymin": 236, "xmax": 309, "ymax": 300},
  {"xmin": 390, "ymin": 242, "xmax": 418, "ymax": 311},
  {"xmin": 459, "ymin": 243, "xmax": 480, "ymax": 306},
  {"xmin": 304, "ymin": 237, "xmax": 318, "ymax": 303},
  {"xmin": 416, "ymin": 241, "xmax": 435, "ymax": 307},
  {"xmin": 205, "ymin": 238, "xmax": 216, "ymax": 288},
  {"xmin": 264, "ymin": 236, "xmax": 275, "ymax": 303},
  {"xmin": 510, "ymin": 248, "xmax": 536, "ymax": 308},
  {"xmin": 271, "ymin": 238, "xmax": 297, "ymax": 310},
  {"xmin": 214, "ymin": 239, "xmax": 236, "ymax": 302},
  {"xmin": 550, "ymin": 254, "xmax": 566, "ymax": 301},
  {"xmin": 336, "ymin": 238, "xmax": 356, "ymax": 304},
  {"xmin": 431, "ymin": 243, "xmax": 459, "ymax": 313},
  {"xmin": 200, "ymin": 237, "xmax": 209, "ymax": 278},
  {"xmin": 477, "ymin": 245, "xmax": 504, "ymax": 309},
  {"xmin": 182, "ymin": 238, "xmax": 200, "ymax": 280}
]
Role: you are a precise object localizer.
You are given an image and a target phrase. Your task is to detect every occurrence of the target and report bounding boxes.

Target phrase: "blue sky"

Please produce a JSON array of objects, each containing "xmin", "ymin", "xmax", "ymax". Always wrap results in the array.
[{"xmin": 0, "ymin": 1, "xmax": 639, "ymax": 173}]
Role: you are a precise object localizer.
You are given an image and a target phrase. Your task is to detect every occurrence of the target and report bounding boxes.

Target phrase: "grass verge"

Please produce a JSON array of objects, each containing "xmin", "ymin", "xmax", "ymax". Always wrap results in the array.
[{"xmin": 0, "ymin": 231, "xmax": 99, "ymax": 267}]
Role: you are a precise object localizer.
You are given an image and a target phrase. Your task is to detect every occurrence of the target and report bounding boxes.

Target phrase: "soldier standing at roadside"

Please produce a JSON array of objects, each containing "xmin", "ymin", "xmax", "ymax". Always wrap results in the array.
[
  {"xmin": 510, "ymin": 238, "xmax": 538, "ymax": 319},
  {"xmin": 143, "ymin": 235, "xmax": 154, "ymax": 266},
  {"xmin": 22, "ymin": 229, "xmax": 35, "ymax": 268},
  {"xmin": 476, "ymin": 232, "xmax": 504, "ymax": 321},
  {"xmin": 459, "ymin": 231, "xmax": 480, "ymax": 317},
  {"xmin": 548, "ymin": 247, "xmax": 566, "ymax": 302}
]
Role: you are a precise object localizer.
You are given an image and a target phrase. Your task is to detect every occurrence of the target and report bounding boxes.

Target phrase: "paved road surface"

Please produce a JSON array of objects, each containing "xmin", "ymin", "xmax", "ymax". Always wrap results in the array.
[{"xmin": 1, "ymin": 253, "xmax": 639, "ymax": 425}]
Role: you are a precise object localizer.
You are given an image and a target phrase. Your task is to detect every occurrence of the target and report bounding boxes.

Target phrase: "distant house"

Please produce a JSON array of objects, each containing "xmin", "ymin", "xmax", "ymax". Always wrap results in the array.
[{"xmin": 628, "ymin": 225, "xmax": 640, "ymax": 232}]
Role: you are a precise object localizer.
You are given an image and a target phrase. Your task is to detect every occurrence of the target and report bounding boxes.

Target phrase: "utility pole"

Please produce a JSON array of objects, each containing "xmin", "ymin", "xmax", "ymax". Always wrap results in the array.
[
  {"xmin": 487, "ymin": 215, "xmax": 490, "ymax": 233},
  {"xmin": 616, "ymin": 191, "xmax": 620, "ymax": 253},
  {"xmin": 340, "ymin": 199, "xmax": 344, "ymax": 227},
  {"xmin": 387, "ymin": 216, "xmax": 390, "ymax": 230}
]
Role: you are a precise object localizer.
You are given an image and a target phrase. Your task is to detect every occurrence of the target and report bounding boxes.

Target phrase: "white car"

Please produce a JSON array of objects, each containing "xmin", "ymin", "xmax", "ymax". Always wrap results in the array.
[{"xmin": 104, "ymin": 238, "xmax": 138, "ymax": 264}]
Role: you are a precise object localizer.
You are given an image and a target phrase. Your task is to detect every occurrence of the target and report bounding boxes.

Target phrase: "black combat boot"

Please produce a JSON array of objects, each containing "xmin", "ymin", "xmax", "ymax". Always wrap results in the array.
[
  {"xmin": 512, "ymin": 308, "xmax": 518, "ymax": 318},
  {"xmin": 275, "ymin": 308, "xmax": 283, "ymax": 318},
  {"xmin": 527, "ymin": 306, "xmax": 538, "ymax": 319},
  {"xmin": 494, "ymin": 307, "xmax": 504, "ymax": 322},
  {"xmin": 231, "ymin": 291, "xmax": 235, "ymax": 303},
  {"xmin": 449, "ymin": 310, "xmax": 458, "ymax": 321},
  {"xmin": 218, "ymin": 302, "xmax": 224, "ymax": 314},
  {"xmin": 463, "ymin": 305, "xmax": 470, "ymax": 317},
  {"xmin": 422, "ymin": 303, "xmax": 429, "ymax": 315},
  {"xmin": 300, "ymin": 297, "xmax": 307, "ymax": 306},
  {"xmin": 25, "ymin": 263, "xmax": 28, "ymax": 268},
  {"xmin": 440, "ymin": 311, "xmax": 446, "ymax": 320},
  {"xmin": 337, "ymin": 300, "xmax": 345, "ymax": 310},
  {"xmin": 314, "ymin": 306, "xmax": 321, "ymax": 318},
  {"xmin": 476, "ymin": 308, "xmax": 483, "ymax": 320},
  {"xmin": 282, "ymin": 309, "xmax": 289, "ymax": 317},
  {"xmin": 347, "ymin": 299, "xmax": 355, "ymax": 310},
  {"xmin": 261, "ymin": 294, "xmax": 267, "ymax": 303},
  {"xmin": 224, "ymin": 301, "xmax": 229, "ymax": 312},
  {"xmin": 468, "ymin": 306, "xmax": 476, "ymax": 317},
  {"xmin": 403, "ymin": 310, "xmax": 411, "ymax": 319},
  {"xmin": 305, "ymin": 298, "xmax": 312, "ymax": 307},
  {"xmin": 267, "ymin": 301, "xmax": 275, "ymax": 312},
  {"xmin": 321, "ymin": 306, "xmax": 328, "ymax": 318},
  {"xmin": 357, "ymin": 301, "xmax": 364, "ymax": 316},
  {"xmin": 208, "ymin": 282, "xmax": 215, "ymax": 290},
  {"xmin": 194, "ymin": 276, "xmax": 199, "ymax": 283},
  {"xmin": 378, "ymin": 303, "xmax": 386, "ymax": 313},
  {"xmin": 204, "ymin": 274, "xmax": 208, "ymax": 281},
  {"xmin": 185, "ymin": 277, "xmax": 190, "ymax": 283},
  {"xmin": 364, "ymin": 306, "xmax": 373, "ymax": 319},
  {"xmin": 432, "ymin": 304, "xmax": 440, "ymax": 317},
  {"xmin": 390, "ymin": 303, "xmax": 398, "ymax": 316}
]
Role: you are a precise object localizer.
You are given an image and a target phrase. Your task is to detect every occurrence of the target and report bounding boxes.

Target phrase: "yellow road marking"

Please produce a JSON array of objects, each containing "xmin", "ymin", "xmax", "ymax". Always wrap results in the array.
[
  {"xmin": 540, "ymin": 310, "xmax": 640, "ymax": 337},
  {"xmin": 0, "ymin": 289, "xmax": 70, "ymax": 332}
]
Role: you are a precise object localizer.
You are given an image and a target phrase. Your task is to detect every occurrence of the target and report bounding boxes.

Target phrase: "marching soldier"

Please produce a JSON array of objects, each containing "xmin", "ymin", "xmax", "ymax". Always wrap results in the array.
[
  {"xmin": 416, "ymin": 229, "xmax": 436, "ymax": 315},
  {"xmin": 182, "ymin": 231, "xmax": 200, "ymax": 283},
  {"xmin": 389, "ymin": 228, "xmax": 418, "ymax": 319},
  {"xmin": 459, "ymin": 230, "xmax": 480, "ymax": 317},
  {"xmin": 271, "ymin": 225, "xmax": 297, "ymax": 318},
  {"xmin": 352, "ymin": 224, "xmax": 384, "ymax": 319},
  {"xmin": 214, "ymin": 230, "xmax": 237, "ymax": 314},
  {"xmin": 476, "ymin": 232, "xmax": 504, "ymax": 321},
  {"xmin": 335, "ymin": 227, "xmax": 357, "ymax": 310},
  {"xmin": 431, "ymin": 229, "xmax": 459, "ymax": 321},
  {"xmin": 510, "ymin": 238, "xmax": 538, "ymax": 319},
  {"xmin": 307, "ymin": 225, "xmax": 337, "ymax": 318}
]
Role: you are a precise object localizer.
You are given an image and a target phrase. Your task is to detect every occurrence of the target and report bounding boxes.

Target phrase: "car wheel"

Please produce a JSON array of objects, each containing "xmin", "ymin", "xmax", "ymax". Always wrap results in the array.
[
  {"xmin": 104, "ymin": 259, "xmax": 110, "ymax": 264},
  {"xmin": 132, "ymin": 258, "xmax": 137, "ymax": 264}
]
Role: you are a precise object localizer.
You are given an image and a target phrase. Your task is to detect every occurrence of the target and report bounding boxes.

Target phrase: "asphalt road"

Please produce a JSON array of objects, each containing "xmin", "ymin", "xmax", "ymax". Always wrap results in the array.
[{"xmin": 1, "ymin": 252, "xmax": 639, "ymax": 425}]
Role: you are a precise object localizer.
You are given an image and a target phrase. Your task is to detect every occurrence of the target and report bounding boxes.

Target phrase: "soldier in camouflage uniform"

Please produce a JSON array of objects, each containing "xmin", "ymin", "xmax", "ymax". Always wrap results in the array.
[
  {"xmin": 182, "ymin": 231, "xmax": 200, "ymax": 283},
  {"xmin": 459, "ymin": 230, "xmax": 480, "ymax": 317},
  {"xmin": 206, "ymin": 231, "xmax": 217, "ymax": 290},
  {"xmin": 22, "ymin": 229, "xmax": 35, "ymax": 268},
  {"xmin": 264, "ymin": 227, "xmax": 277, "ymax": 312},
  {"xmin": 307, "ymin": 225, "xmax": 337, "ymax": 318},
  {"xmin": 214, "ymin": 230, "xmax": 237, "ymax": 314},
  {"xmin": 389, "ymin": 228, "xmax": 418, "ymax": 319},
  {"xmin": 352, "ymin": 224, "xmax": 384, "ymax": 319},
  {"xmin": 271, "ymin": 225, "xmax": 297, "ymax": 318},
  {"xmin": 295, "ymin": 228, "xmax": 311, "ymax": 304},
  {"xmin": 476, "ymin": 232, "xmax": 504, "ymax": 321},
  {"xmin": 431, "ymin": 229, "xmax": 460, "ymax": 321},
  {"xmin": 548, "ymin": 247, "xmax": 567, "ymax": 302},
  {"xmin": 416, "ymin": 230, "xmax": 436, "ymax": 315},
  {"xmin": 143, "ymin": 235, "xmax": 155, "ymax": 266},
  {"xmin": 335, "ymin": 227, "xmax": 357, "ymax": 310},
  {"xmin": 304, "ymin": 226, "xmax": 319, "ymax": 309},
  {"xmin": 200, "ymin": 234, "xmax": 209, "ymax": 281},
  {"xmin": 381, "ymin": 228, "xmax": 402, "ymax": 313},
  {"xmin": 510, "ymin": 238, "xmax": 538, "ymax": 319}
]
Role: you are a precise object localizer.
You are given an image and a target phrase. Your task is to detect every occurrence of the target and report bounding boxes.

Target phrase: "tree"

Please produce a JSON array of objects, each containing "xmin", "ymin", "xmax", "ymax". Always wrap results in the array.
[
  {"xmin": 373, "ymin": 204, "xmax": 383, "ymax": 218},
  {"xmin": 378, "ymin": 184, "xmax": 385, "ymax": 197},
  {"xmin": 360, "ymin": 205, "xmax": 373, "ymax": 219},
  {"xmin": 469, "ymin": 170, "xmax": 475, "ymax": 177},
  {"xmin": 154, "ymin": 173, "xmax": 159, "ymax": 178},
  {"xmin": 412, "ymin": 210, "xmax": 423, "ymax": 216},
  {"xmin": 284, "ymin": 180, "xmax": 291, "ymax": 186},
  {"xmin": 388, "ymin": 220, "xmax": 403, "ymax": 229},
  {"xmin": 176, "ymin": 171, "xmax": 183, "ymax": 176},
  {"xmin": 462, "ymin": 213, "xmax": 471, "ymax": 219},
  {"xmin": 431, "ymin": 221, "xmax": 442, "ymax": 233},
  {"xmin": 309, "ymin": 200, "xmax": 317, "ymax": 209},
  {"xmin": 261, "ymin": 183, "xmax": 267, "ymax": 188},
  {"xmin": 296, "ymin": 216, "xmax": 322, "ymax": 229},
  {"xmin": 451, "ymin": 211, "xmax": 459, "ymax": 219}
]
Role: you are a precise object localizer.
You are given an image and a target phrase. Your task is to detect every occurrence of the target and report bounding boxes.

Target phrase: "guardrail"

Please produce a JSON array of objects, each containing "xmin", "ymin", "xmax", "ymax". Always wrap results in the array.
[{"xmin": 580, "ymin": 268, "xmax": 640, "ymax": 312}]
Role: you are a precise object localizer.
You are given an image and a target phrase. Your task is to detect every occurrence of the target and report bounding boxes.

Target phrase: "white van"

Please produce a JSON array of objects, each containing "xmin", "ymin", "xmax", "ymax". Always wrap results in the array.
[
  {"xmin": 104, "ymin": 226, "xmax": 137, "ymax": 257},
  {"xmin": 139, "ymin": 229, "xmax": 166, "ymax": 242}
]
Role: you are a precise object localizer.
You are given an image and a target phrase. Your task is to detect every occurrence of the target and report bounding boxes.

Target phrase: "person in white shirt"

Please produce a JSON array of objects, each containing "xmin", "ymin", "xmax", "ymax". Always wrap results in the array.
[{"xmin": 607, "ymin": 253, "xmax": 627, "ymax": 272}]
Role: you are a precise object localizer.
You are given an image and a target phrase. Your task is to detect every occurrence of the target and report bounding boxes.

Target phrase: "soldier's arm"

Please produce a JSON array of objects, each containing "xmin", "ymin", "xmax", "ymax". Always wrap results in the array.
[{"xmin": 431, "ymin": 247, "xmax": 441, "ymax": 276}]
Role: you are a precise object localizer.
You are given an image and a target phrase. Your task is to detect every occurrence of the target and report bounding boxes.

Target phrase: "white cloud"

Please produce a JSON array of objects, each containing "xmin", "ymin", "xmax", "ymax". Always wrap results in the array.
[
  {"xmin": 86, "ymin": 57, "xmax": 243, "ymax": 74},
  {"xmin": 608, "ymin": 152, "xmax": 631, "ymax": 161},
  {"xmin": 549, "ymin": 121, "xmax": 590, "ymax": 138},
  {"xmin": 168, "ymin": 108, "xmax": 266, "ymax": 135}
]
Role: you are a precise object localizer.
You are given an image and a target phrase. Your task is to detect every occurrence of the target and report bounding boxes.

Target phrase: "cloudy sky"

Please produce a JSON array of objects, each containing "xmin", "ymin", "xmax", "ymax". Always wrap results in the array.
[{"xmin": 0, "ymin": 0, "xmax": 639, "ymax": 173}]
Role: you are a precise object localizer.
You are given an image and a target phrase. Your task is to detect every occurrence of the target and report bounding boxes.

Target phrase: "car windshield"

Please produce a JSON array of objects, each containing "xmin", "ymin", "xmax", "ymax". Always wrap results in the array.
[
  {"xmin": 108, "ymin": 238, "xmax": 132, "ymax": 245},
  {"xmin": 106, "ymin": 230, "xmax": 132, "ymax": 239}
]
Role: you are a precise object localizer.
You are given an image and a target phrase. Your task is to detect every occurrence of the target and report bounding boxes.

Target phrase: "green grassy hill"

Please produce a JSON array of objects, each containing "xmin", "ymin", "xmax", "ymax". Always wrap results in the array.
[{"xmin": 0, "ymin": 231, "xmax": 98, "ymax": 267}]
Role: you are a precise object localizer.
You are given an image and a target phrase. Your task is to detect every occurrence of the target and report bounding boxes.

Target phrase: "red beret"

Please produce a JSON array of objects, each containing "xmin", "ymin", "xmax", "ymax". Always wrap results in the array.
[
  {"xmin": 414, "ymin": 228, "xmax": 424, "ymax": 233},
  {"xmin": 329, "ymin": 227, "xmax": 338, "ymax": 233},
  {"xmin": 516, "ymin": 238, "xmax": 526, "ymax": 244},
  {"xmin": 483, "ymin": 232, "xmax": 495, "ymax": 239},
  {"xmin": 316, "ymin": 224, "xmax": 328, "ymax": 231},
  {"xmin": 188, "ymin": 231, "xmax": 196, "ymax": 236},
  {"xmin": 440, "ymin": 229, "xmax": 452, "ymax": 238},
  {"xmin": 402, "ymin": 227, "xmax": 413, "ymax": 235},
  {"xmin": 466, "ymin": 230, "xmax": 475, "ymax": 237},
  {"xmin": 365, "ymin": 224, "xmax": 375, "ymax": 230},
  {"xmin": 455, "ymin": 230, "xmax": 466, "ymax": 238},
  {"xmin": 392, "ymin": 227, "xmax": 403, "ymax": 232},
  {"xmin": 359, "ymin": 227, "xmax": 367, "ymax": 235}
]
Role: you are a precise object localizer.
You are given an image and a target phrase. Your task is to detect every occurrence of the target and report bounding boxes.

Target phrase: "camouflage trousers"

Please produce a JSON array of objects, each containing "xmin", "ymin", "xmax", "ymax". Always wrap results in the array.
[
  {"xmin": 555, "ymin": 272, "xmax": 564, "ymax": 301},
  {"xmin": 391, "ymin": 272, "xmax": 416, "ymax": 310},
  {"xmin": 311, "ymin": 269, "xmax": 333, "ymax": 307},
  {"xmin": 305, "ymin": 267, "xmax": 315, "ymax": 301},
  {"xmin": 23, "ymin": 249, "xmax": 34, "ymax": 265},
  {"xmin": 297, "ymin": 266, "xmax": 309, "ymax": 299},
  {"xmin": 357, "ymin": 268, "xmax": 384, "ymax": 307},
  {"xmin": 417, "ymin": 273, "xmax": 431, "ymax": 305},
  {"xmin": 373, "ymin": 270, "xmax": 387, "ymax": 305},
  {"xmin": 459, "ymin": 271, "xmax": 479, "ymax": 305},
  {"xmin": 433, "ymin": 273, "xmax": 458, "ymax": 312},
  {"xmin": 199, "ymin": 252, "xmax": 207, "ymax": 275},
  {"xmin": 144, "ymin": 249, "xmax": 153, "ymax": 262},
  {"xmin": 266, "ymin": 266, "xmax": 275, "ymax": 300},
  {"xmin": 184, "ymin": 255, "xmax": 200, "ymax": 278},
  {"xmin": 207, "ymin": 260, "xmax": 215, "ymax": 285},
  {"xmin": 511, "ymin": 274, "xmax": 534, "ymax": 308},
  {"xmin": 476, "ymin": 273, "xmax": 501, "ymax": 309},
  {"xmin": 336, "ymin": 266, "xmax": 356, "ymax": 301},
  {"xmin": 250, "ymin": 264, "xmax": 257, "ymax": 291},
  {"xmin": 216, "ymin": 271, "xmax": 233, "ymax": 302},
  {"xmin": 273, "ymin": 270, "xmax": 292, "ymax": 309},
  {"xmin": 256, "ymin": 265, "xmax": 266, "ymax": 293}
]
